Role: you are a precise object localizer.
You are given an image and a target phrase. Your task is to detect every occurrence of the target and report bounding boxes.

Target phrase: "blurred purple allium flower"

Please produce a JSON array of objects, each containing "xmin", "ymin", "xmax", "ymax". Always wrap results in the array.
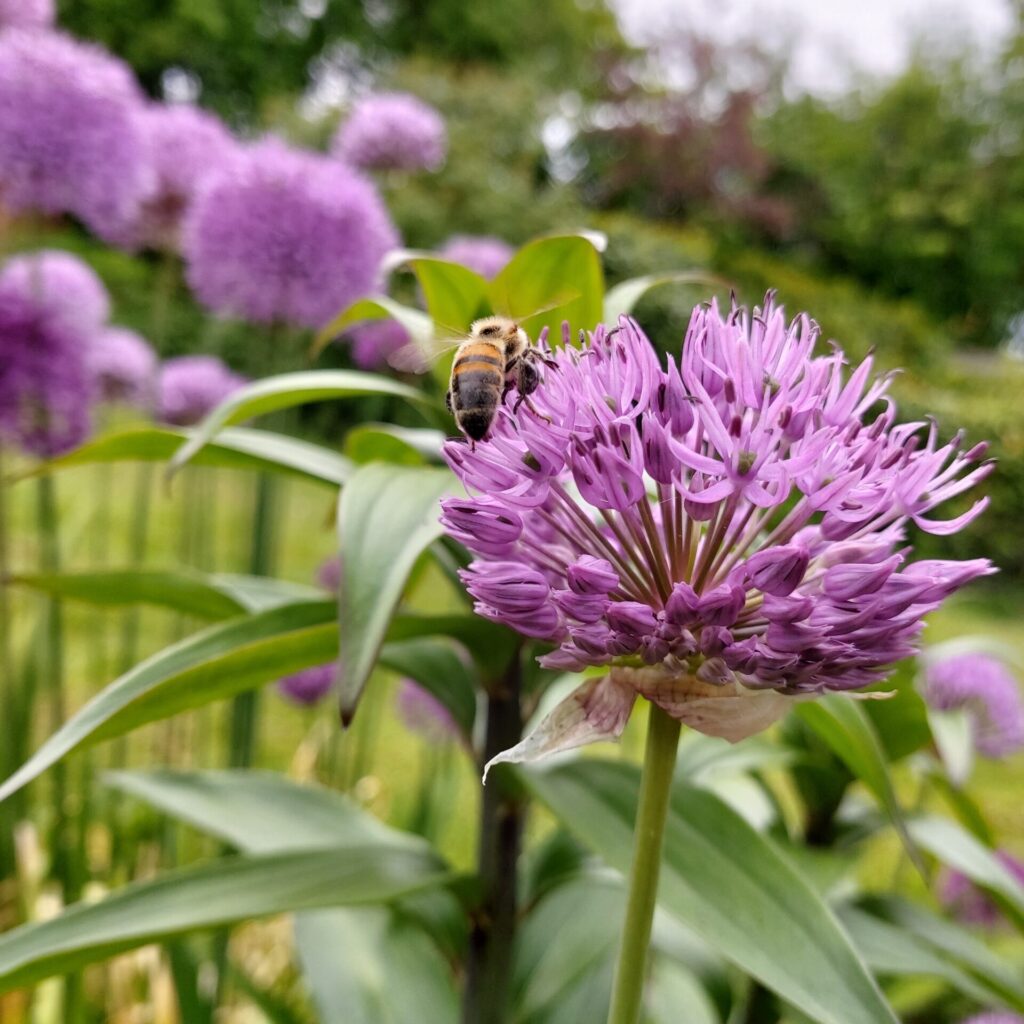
[
  {"xmin": 348, "ymin": 319, "xmax": 410, "ymax": 370},
  {"xmin": 397, "ymin": 679, "xmax": 460, "ymax": 744},
  {"xmin": 277, "ymin": 664, "xmax": 335, "ymax": 707},
  {"xmin": 0, "ymin": 281, "xmax": 94, "ymax": 456},
  {"xmin": 0, "ymin": 250, "xmax": 110, "ymax": 333},
  {"xmin": 183, "ymin": 138, "xmax": 398, "ymax": 328},
  {"xmin": 923, "ymin": 651, "xmax": 1024, "ymax": 758},
  {"xmin": 157, "ymin": 354, "xmax": 245, "ymax": 427},
  {"xmin": 941, "ymin": 851, "xmax": 1024, "ymax": 928},
  {"xmin": 439, "ymin": 235, "xmax": 513, "ymax": 280},
  {"xmin": 0, "ymin": 30, "xmax": 150, "ymax": 239},
  {"xmin": 333, "ymin": 92, "xmax": 446, "ymax": 173},
  {"xmin": 87, "ymin": 327, "xmax": 157, "ymax": 407},
  {"xmin": 441, "ymin": 295, "xmax": 995, "ymax": 772},
  {"xmin": 112, "ymin": 102, "xmax": 237, "ymax": 251},
  {"xmin": 316, "ymin": 555, "xmax": 342, "ymax": 594},
  {"xmin": 0, "ymin": 0, "xmax": 54, "ymax": 29}
]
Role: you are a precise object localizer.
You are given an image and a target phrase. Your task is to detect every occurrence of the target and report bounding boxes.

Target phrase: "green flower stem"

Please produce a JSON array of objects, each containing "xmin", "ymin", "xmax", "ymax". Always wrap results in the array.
[{"xmin": 607, "ymin": 704, "xmax": 682, "ymax": 1024}]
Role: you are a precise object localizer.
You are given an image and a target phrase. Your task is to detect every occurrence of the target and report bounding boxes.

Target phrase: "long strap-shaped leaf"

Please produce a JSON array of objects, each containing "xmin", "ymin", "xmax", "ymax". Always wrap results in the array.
[
  {"xmin": 0, "ymin": 845, "xmax": 448, "ymax": 992},
  {"xmin": 16, "ymin": 425, "xmax": 352, "ymax": 488},
  {"xmin": 170, "ymin": 371, "xmax": 437, "ymax": 474},
  {"xmin": 0, "ymin": 601, "xmax": 338, "ymax": 804},
  {"xmin": 336, "ymin": 464, "xmax": 454, "ymax": 724},
  {"xmin": 522, "ymin": 759, "xmax": 899, "ymax": 1024}
]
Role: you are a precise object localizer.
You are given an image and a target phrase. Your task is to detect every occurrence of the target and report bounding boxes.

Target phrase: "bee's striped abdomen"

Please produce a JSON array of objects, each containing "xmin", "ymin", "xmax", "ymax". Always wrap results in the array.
[{"xmin": 451, "ymin": 341, "xmax": 504, "ymax": 441}]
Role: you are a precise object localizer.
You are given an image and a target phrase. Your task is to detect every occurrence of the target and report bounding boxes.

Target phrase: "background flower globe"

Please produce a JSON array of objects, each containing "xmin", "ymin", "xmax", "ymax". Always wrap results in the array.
[
  {"xmin": 87, "ymin": 326, "xmax": 157, "ymax": 408},
  {"xmin": 0, "ymin": 30, "xmax": 151, "ymax": 240},
  {"xmin": 440, "ymin": 296, "xmax": 995, "ymax": 771},
  {"xmin": 156, "ymin": 354, "xmax": 246, "ymax": 427},
  {"xmin": 0, "ymin": 0, "xmax": 54, "ymax": 29},
  {"xmin": 0, "ymin": 250, "xmax": 110, "ymax": 333},
  {"xmin": 332, "ymin": 91, "xmax": 447, "ymax": 173},
  {"xmin": 439, "ymin": 234, "xmax": 513, "ymax": 280},
  {"xmin": 183, "ymin": 138, "xmax": 399, "ymax": 329},
  {"xmin": 111, "ymin": 102, "xmax": 238, "ymax": 252},
  {"xmin": 0, "ymin": 280, "xmax": 95, "ymax": 457}
]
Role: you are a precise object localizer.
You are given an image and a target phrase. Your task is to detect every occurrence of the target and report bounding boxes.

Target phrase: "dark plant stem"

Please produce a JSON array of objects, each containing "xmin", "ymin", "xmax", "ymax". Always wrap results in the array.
[
  {"xmin": 462, "ymin": 650, "xmax": 524, "ymax": 1024},
  {"xmin": 0, "ymin": 447, "xmax": 18, "ymax": 878}
]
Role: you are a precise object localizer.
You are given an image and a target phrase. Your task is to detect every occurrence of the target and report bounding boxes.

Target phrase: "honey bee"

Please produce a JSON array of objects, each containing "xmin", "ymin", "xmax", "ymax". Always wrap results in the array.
[{"xmin": 390, "ymin": 315, "xmax": 554, "ymax": 444}]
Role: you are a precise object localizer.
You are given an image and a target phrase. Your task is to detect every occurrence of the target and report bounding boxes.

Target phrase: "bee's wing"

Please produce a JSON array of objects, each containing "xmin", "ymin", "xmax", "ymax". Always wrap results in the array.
[
  {"xmin": 492, "ymin": 290, "xmax": 582, "ymax": 329},
  {"xmin": 387, "ymin": 332, "xmax": 464, "ymax": 374}
]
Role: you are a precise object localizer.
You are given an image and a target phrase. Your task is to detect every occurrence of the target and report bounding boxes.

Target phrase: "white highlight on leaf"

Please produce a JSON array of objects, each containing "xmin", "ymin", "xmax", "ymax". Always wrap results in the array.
[{"xmin": 482, "ymin": 674, "xmax": 636, "ymax": 782}]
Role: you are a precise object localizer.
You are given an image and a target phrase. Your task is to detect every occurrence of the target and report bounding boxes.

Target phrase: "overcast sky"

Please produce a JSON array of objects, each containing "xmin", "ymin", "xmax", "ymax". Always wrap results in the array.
[{"xmin": 615, "ymin": 0, "xmax": 1016, "ymax": 94}]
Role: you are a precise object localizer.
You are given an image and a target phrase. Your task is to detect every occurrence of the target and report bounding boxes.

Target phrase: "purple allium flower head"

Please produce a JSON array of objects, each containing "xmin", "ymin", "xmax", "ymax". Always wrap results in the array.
[
  {"xmin": 277, "ymin": 664, "xmax": 335, "ymax": 707},
  {"xmin": 941, "ymin": 851, "xmax": 1024, "ymax": 928},
  {"xmin": 332, "ymin": 92, "xmax": 447, "ymax": 173},
  {"xmin": 0, "ymin": 30, "xmax": 151, "ymax": 239},
  {"xmin": 923, "ymin": 651, "xmax": 1024, "ymax": 758},
  {"xmin": 0, "ymin": 250, "xmax": 110, "ymax": 333},
  {"xmin": 111, "ymin": 102, "xmax": 238, "ymax": 251},
  {"xmin": 347, "ymin": 319, "xmax": 410, "ymax": 370},
  {"xmin": 441, "ymin": 295, "xmax": 996, "ymax": 772},
  {"xmin": 0, "ymin": 0, "xmax": 54, "ymax": 29},
  {"xmin": 157, "ymin": 355, "xmax": 246, "ymax": 427},
  {"xmin": 183, "ymin": 138, "xmax": 398, "ymax": 328},
  {"xmin": 397, "ymin": 679, "xmax": 460, "ymax": 744},
  {"xmin": 87, "ymin": 327, "xmax": 157, "ymax": 408},
  {"xmin": 961, "ymin": 1014, "xmax": 1024, "ymax": 1024},
  {"xmin": 439, "ymin": 235, "xmax": 513, "ymax": 280},
  {"xmin": 0, "ymin": 280, "xmax": 94, "ymax": 456}
]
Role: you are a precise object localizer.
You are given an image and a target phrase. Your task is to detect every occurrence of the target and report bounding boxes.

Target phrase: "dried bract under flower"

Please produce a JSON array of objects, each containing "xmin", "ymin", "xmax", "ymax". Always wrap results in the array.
[{"xmin": 441, "ymin": 295, "xmax": 994, "ymax": 771}]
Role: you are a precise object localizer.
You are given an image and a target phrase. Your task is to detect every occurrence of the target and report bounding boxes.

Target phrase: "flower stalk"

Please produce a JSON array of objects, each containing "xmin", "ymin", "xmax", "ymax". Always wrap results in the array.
[{"xmin": 606, "ymin": 704, "xmax": 681, "ymax": 1024}]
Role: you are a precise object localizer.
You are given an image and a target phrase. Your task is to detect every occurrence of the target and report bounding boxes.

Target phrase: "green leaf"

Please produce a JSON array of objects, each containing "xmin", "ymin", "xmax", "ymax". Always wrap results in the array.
[
  {"xmin": 378, "ymin": 638, "xmax": 477, "ymax": 740},
  {"xmin": 603, "ymin": 271, "xmax": 725, "ymax": 323},
  {"xmin": 796, "ymin": 696, "xmax": 922, "ymax": 874},
  {"xmin": 645, "ymin": 959, "xmax": 722, "ymax": 1024},
  {"xmin": 909, "ymin": 816, "xmax": 1024, "ymax": 920},
  {"xmin": 0, "ymin": 601, "xmax": 338, "ymax": 804},
  {"xmin": 105, "ymin": 769, "xmax": 419, "ymax": 855},
  {"xmin": 927, "ymin": 707, "xmax": 975, "ymax": 785},
  {"xmin": 345, "ymin": 424, "xmax": 446, "ymax": 467},
  {"xmin": 867, "ymin": 895, "xmax": 1024, "ymax": 1010},
  {"xmin": 488, "ymin": 234, "xmax": 605, "ymax": 340},
  {"xmin": 336, "ymin": 464, "xmax": 453, "ymax": 724},
  {"xmin": 9, "ymin": 568, "xmax": 247, "ymax": 620},
  {"xmin": 108, "ymin": 770, "xmax": 459, "ymax": 1024},
  {"xmin": 0, "ymin": 845, "xmax": 447, "ymax": 993},
  {"xmin": 313, "ymin": 295, "xmax": 434, "ymax": 358},
  {"xmin": 926, "ymin": 767, "xmax": 994, "ymax": 844},
  {"xmin": 169, "ymin": 371, "xmax": 435, "ymax": 475},
  {"xmin": 522, "ymin": 759, "xmax": 898, "ymax": 1024},
  {"xmin": 859, "ymin": 663, "xmax": 930, "ymax": 762},
  {"xmin": 295, "ymin": 908, "xmax": 458, "ymax": 1024},
  {"xmin": 383, "ymin": 251, "xmax": 491, "ymax": 332},
  {"xmin": 20, "ymin": 426, "xmax": 351, "ymax": 487},
  {"xmin": 838, "ymin": 905, "xmax": 1012, "ymax": 1008},
  {"xmin": 8, "ymin": 569, "xmax": 321, "ymax": 620},
  {"xmin": 386, "ymin": 612, "xmax": 519, "ymax": 681}
]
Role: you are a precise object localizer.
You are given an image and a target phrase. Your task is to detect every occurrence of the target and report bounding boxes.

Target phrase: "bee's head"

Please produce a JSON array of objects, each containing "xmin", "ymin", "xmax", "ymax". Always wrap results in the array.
[{"xmin": 471, "ymin": 316, "xmax": 526, "ymax": 354}]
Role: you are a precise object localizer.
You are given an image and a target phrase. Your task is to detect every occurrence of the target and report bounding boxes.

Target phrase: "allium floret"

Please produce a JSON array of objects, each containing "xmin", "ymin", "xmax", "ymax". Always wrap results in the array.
[
  {"xmin": 87, "ymin": 327, "xmax": 157, "ymax": 408},
  {"xmin": 183, "ymin": 138, "xmax": 398, "ymax": 328},
  {"xmin": 439, "ymin": 235, "xmax": 513, "ymax": 280},
  {"xmin": 332, "ymin": 92, "xmax": 446, "ymax": 173},
  {"xmin": 0, "ymin": 30, "xmax": 150, "ymax": 239},
  {"xmin": 922, "ymin": 649, "xmax": 1024, "ymax": 758},
  {"xmin": 112, "ymin": 102, "xmax": 237, "ymax": 251},
  {"xmin": 157, "ymin": 355, "xmax": 245, "ymax": 427},
  {"xmin": 0, "ymin": 281, "xmax": 94, "ymax": 456},
  {"xmin": 440, "ymin": 295, "xmax": 995, "ymax": 771},
  {"xmin": 0, "ymin": 249, "xmax": 110, "ymax": 333}
]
